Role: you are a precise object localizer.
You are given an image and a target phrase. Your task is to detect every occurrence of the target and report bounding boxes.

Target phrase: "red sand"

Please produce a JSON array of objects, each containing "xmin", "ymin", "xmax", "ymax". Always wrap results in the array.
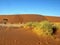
[{"xmin": 0, "ymin": 14, "xmax": 60, "ymax": 45}]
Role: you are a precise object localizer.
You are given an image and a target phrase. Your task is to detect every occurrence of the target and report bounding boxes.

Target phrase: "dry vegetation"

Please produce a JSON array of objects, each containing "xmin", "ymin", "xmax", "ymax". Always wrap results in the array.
[{"xmin": 24, "ymin": 21, "xmax": 60, "ymax": 36}]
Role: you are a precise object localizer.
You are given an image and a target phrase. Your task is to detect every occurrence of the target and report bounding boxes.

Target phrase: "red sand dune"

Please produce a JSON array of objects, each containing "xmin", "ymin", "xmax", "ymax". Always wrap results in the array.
[
  {"xmin": 45, "ymin": 16, "xmax": 60, "ymax": 22},
  {"xmin": 0, "ymin": 14, "xmax": 60, "ymax": 45},
  {"xmin": 0, "ymin": 14, "xmax": 60, "ymax": 23}
]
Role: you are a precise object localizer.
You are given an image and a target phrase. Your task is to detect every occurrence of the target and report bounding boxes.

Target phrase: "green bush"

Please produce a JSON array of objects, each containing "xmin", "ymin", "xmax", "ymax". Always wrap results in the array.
[
  {"xmin": 24, "ymin": 21, "xmax": 57, "ymax": 36},
  {"xmin": 39, "ymin": 21, "xmax": 53, "ymax": 35},
  {"xmin": 24, "ymin": 22, "xmax": 39, "ymax": 29},
  {"xmin": 33, "ymin": 21, "xmax": 53, "ymax": 36}
]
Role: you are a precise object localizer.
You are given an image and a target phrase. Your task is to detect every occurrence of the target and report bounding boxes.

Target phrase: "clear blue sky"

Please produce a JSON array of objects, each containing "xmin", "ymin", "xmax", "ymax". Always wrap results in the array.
[{"xmin": 0, "ymin": 0, "xmax": 60, "ymax": 16}]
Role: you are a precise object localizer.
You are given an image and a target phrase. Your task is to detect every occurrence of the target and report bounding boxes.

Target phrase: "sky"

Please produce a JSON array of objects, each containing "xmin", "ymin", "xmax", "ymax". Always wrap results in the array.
[{"xmin": 0, "ymin": 0, "xmax": 60, "ymax": 16}]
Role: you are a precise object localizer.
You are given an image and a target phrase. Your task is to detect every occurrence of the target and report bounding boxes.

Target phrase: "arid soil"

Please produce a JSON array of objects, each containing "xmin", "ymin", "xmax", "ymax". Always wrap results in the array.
[{"xmin": 0, "ymin": 14, "xmax": 60, "ymax": 45}]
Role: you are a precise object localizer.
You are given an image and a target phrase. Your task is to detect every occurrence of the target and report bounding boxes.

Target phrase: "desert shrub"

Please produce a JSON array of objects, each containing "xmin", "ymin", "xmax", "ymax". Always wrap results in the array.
[
  {"xmin": 24, "ymin": 21, "xmax": 58, "ymax": 36},
  {"xmin": 24, "ymin": 22, "xmax": 39, "ymax": 29},
  {"xmin": 24, "ymin": 22, "xmax": 33, "ymax": 29},
  {"xmin": 33, "ymin": 21, "xmax": 53, "ymax": 36}
]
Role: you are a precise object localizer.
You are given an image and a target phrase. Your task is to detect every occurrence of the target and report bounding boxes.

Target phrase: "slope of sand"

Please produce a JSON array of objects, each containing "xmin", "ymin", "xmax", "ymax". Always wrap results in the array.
[
  {"xmin": 0, "ymin": 27, "xmax": 60, "ymax": 45},
  {"xmin": 0, "ymin": 27, "xmax": 40, "ymax": 45},
  {"xmin": 45, "ymin": 16, "xmax": 60, "ymax": 22},
  {"xmin": 0, "ymin": 14, "xmax": 60, "ymax": 23},
  {"xmin": 0, "ymin": 14, "xmax": 60, "ymax": 45}
]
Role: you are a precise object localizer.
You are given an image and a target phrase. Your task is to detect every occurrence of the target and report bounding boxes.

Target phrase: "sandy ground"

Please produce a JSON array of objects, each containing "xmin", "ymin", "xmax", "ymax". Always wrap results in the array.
[{"xmin": 0, "ymin": 26, "xmax": 60, "ymax": 45}]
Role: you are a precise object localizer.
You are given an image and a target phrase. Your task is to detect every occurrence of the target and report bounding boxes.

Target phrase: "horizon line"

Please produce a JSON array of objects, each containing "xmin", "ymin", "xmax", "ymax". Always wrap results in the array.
[{"xmin": 0, "ymin": 14, "xmax": 60, "ymax": 17}]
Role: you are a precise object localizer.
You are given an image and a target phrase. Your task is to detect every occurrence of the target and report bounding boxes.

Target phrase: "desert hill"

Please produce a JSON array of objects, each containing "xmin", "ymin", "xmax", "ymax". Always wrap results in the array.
[
  {"xmin": 0, "ymin": 14, "xmax": 60, "ymax": 24},
  {"xmin": 45, "ymin": 16, "xmax": 60, "ymax": 22}
]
